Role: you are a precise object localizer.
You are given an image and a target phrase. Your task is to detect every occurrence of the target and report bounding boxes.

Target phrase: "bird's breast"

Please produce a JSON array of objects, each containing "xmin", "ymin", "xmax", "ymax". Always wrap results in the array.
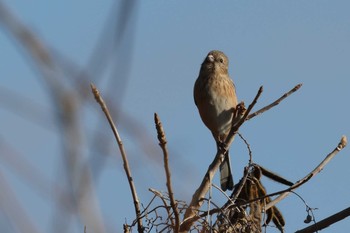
[{"xmin": 195, "ymin": 75, "xmax": 237, "ymax": 139}]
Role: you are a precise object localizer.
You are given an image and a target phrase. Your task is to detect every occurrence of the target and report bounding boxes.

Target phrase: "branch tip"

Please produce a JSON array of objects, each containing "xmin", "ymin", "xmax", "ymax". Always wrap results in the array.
[
  {"xmin": 337, "ymin": 135, "xmax": 347, "ymax": 151},
  {"xmin": 154, "ymin": 113, "xmax": 167, "ymax": 145},
  {"xmin": 90, "ymin": 83, "xmax": 100, "ymax": 102}
]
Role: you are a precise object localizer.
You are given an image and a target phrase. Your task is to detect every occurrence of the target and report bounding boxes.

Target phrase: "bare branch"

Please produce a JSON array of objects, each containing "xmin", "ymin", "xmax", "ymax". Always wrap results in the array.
[
  {"xmin": 90, "ymin": 83, "xmax": 143, "ymax": 233},
  {"xmin": 265, "ymin": 135, "xmax": 347, "ymax": 210},
  {"xmin": 237, "ymin": 132, "xmax": 253, "ymax": 164},
  {"xmin": 154, "ymin": 113, "xmax": 180, "ymax": 232},
  {"xmin": 247, "ymin": 83, "xmax": 302, "ymax": 121}
]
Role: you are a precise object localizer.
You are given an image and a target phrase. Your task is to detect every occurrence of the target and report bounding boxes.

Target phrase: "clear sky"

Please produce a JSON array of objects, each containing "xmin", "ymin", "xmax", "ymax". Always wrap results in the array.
[{"xmin": 1, "ymin": 1, "xmax": 350, "ymax": 232}]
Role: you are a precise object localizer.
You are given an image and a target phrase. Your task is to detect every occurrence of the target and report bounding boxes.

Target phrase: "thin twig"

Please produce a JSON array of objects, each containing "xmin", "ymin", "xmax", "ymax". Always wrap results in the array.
[
  {"xmin": 90, "ymin": 83, "xmax": 143, "ymax": 233},
  {"xmin": 265, "ymin": 135, "xmax": 347, "ymax": 210},
  {"xmin": 247, "ymin": 83, "xmax": 302, "ymax": 121},
  {"xmin": 237, "ymin": 132, "xmax": 253, "ymax": 164},
  {"xmin": 228, "ymin": 133, "xmax": 254, "ymax": 206},
  {"xmin": 212, "ymin": 183, "xmax": 234, "ymax": 205},
  {"xmin": 139, "ymin": 192, "xmax": 157, "ymax": 217},
  {"xmin": 154, "ymin": 113, "xmax": 180, "ymax": 232},
  {"xmin": 148, "ymin": 188, "xmax": 173, "ymax": 223},
  {"xmin": 290, "ymin": 191, "xmax": 317, "ymax": 226}
]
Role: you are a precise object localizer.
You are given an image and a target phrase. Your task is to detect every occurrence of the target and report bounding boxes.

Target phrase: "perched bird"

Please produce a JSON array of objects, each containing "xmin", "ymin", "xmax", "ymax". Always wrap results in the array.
[{"xmin": 194, "ymin": 50, "xmax": 238, "ymax": 191}]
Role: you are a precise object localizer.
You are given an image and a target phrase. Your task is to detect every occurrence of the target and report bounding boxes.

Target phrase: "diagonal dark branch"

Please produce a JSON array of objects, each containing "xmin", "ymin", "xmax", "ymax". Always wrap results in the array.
[{"xmin": 295, "ymin": 206, "xmax": 350, "ymax": 233}]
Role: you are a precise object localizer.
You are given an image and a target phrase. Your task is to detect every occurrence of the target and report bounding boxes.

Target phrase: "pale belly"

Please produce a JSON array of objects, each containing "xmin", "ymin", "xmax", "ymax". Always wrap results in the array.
[{"xmin": 197, "ymin": 96, "xmax": 234, "ymax": 141}]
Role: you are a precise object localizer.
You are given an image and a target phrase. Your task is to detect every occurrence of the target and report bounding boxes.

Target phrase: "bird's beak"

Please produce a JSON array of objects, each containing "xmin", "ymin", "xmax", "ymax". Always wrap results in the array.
[{"xmin": 207, "ymin": 54, "xmax": 215, "ymax": 62}]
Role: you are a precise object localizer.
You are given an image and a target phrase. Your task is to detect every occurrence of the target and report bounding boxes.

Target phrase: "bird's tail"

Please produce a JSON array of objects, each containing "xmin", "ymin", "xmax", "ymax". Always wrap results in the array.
[{"xmin": 220, "ymin": 151, "xmax": 234, "ymax": 191}]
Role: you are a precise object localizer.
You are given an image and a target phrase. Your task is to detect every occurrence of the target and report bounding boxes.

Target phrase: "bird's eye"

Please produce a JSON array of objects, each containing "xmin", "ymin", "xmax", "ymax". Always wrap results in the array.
[{"xmin": 219, "ymin": 58, "xmax": 224, "ymax": 63}]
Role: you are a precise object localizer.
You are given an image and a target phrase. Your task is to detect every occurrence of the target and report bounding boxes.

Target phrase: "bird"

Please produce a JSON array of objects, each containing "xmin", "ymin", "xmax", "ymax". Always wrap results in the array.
[{"xmin": 193, "ymin": 50, "xmax": 238, "ymax": 191}]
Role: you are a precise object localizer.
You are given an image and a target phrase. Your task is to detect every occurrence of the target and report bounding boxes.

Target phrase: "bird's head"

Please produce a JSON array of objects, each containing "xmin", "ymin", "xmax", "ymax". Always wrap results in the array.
[{"xmin": 201, "ymin": 50, "xmax": 229, "ymax": 75}]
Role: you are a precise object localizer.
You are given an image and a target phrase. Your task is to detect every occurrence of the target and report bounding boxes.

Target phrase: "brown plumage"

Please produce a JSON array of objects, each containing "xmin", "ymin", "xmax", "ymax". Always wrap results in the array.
[{"xmin": 194, "ymin": 50, "xmax": 238, "ymax": 191}]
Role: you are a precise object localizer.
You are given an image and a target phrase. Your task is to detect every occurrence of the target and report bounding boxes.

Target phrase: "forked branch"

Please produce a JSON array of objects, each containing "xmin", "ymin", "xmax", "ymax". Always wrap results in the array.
[{"xmin": 247, "ymin": 83, "xmax": 302, "ymax": 121}]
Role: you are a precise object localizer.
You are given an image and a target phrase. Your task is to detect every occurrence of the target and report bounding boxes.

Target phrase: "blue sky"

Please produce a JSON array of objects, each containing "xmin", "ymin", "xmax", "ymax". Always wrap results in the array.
[{"xmin": 1, "ymin": 1, "xmax": 350, "ymax": 232}]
